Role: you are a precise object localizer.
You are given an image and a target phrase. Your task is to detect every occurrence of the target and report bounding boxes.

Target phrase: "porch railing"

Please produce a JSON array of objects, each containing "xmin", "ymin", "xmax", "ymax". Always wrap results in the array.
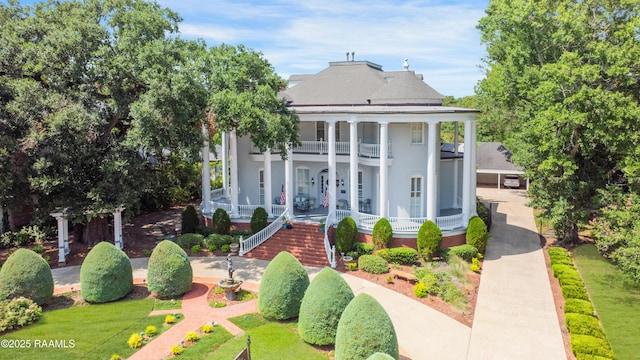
[
  {"xmin": 240, "ymin": 208, "xmax": 288, "ymax": 256},
  {"xmin": 356, "ymin": 212, "xmax": 465, "ymax": 233},
  {"xmin": 209, "ymin": 201, "xmax": 286, "ymax": 219},
  {"xmin": 251, "ymin": 141, "xmax": 391, "ymax": 158},
  {"xmin": 324, "ymin": 211, "xmax": 337, "ymax": 268}
]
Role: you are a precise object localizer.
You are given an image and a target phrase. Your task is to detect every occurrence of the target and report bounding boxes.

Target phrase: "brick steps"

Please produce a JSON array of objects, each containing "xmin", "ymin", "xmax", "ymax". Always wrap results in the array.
[{"xmin": 242, "ymin": 222, "xmax": 331, "ymax": 268}]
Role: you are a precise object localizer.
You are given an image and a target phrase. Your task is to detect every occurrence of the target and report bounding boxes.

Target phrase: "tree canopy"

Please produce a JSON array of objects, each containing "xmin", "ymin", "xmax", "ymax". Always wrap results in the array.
[
  {"xmin": 0, "ymin": 0, "xmax": 299, "ymax": 232},
  {"xmin": 477, "ymin": 0, "xmax": 640, "ymax": 242}
]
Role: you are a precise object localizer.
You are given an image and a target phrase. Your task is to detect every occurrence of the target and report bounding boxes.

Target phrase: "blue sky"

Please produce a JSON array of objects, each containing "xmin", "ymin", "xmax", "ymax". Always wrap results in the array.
[{"xmin": 18, "ymin": 0, "xmax": 491, "ymax": 97}]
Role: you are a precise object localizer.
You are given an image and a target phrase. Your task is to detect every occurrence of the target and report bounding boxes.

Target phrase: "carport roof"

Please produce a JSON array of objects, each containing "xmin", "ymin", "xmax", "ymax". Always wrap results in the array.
[{"xmin": 476, "ymin": 142, "xmax": 524, "ymax": 174}]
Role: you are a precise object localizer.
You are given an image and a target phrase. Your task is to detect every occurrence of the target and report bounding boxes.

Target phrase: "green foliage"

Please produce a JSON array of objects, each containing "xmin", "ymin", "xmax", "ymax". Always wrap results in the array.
[
  {"xmin": 347, "ymin": 262, "xmax": 357, "ymax": 271},
  {"xmin": 466, "ymin": 216, "xmax": 489, "ymax": 254},
  {"xmin": 140, "ymin": 154, "xmax": 201, "ymax": 212},
  {"xmin": 439, "ymin": 282, "xmax": 467, "ymax": 308},
  {"xmin": 171, "ymin": 345, "xmax": 184, "ymax": 355},
  {"xmin": 80, "ymin": 242, "xmax": 133, "ymax": 303},
  {"xmin": 444, "ymin": 244, "xmax": 478, "ymax": 262},
  {"xmin": 176, "ymin": 233, "xmax": 204, "ymax": 249},
  {"xmin": 298, "ymin": 267, "xmax": 354, "ymax": 345},
  {"xmin": 570, "ymin": 335, "xmax": 615, "ymax": 359},
  {"xmin": 0, "ymin": 248, "xmax": 53, "ymax": 305},
  {"xmin": 375, "ymin": 247, "xmax": 419, "ymax": 265},
  {"xmin": 564, "ymin": 299, "xmax": 594, "ymax": 316},
  {"xmin": 191, "ymin": 244, "xmax": 201, "ymax": 253},
  {"xmin": 336, "ymin": 216, "xmax": 358, "ymax": 254},
  {"xmin": 144, "ymin": 325, "xmax": 158, "ymax": 337},
  {"xmin": 221, "ymin": 244, "xmax": 230, "ymax": 253},
  {"xmin": 470, "ymin": 257, "xmax": 481, "ymax": 273},
  {"xmin": 196, "ymin": 225, "xmax": 215, "ymax": 237},
  {"xmin": 258, "ymin": 251, "xmax": 310, "ymax": 320},
  {"xmin": 201, "ymin": 323, "xmax": 214, "ymax": 333},
  {"xmin": 562, "ymin": 285, "xmax": 589, "ymax": 301},
  {"xmin": 352, "ymin": 242, "xmax": 375, "ymax": 258},
  {"xmin": 358, "ymin": 255, "xmax": 389, "ymax": 274},
  {"xmin": 366, "ymin": 353, "xmax": 396, "ymax": 360},
  {"xmin": 552, "ymin": 264, "xmax": 580, "ymax": 278},
  {"xmin": 204, "ymin": 233, "xmax": 234, "ymax": 248},
  {"xmin": 413, "ymin": 282, "xmax": 429, "ymax": 298},
  {"xmin": 127, "ymin": 333, "xmax": 143, "ymax": 349},
  {"xmin": 0, "ymin": 225, "xmax": 49, "ymax": 249},
  {"xmin": 181, "ymin": 205, "xmax": 200, "ymax": 235},
  {"xmin": 335, "ymin": 293, "xmax": 399, "ymax": 360},
  {"xmin": 0, "ymin": 297, "xmax": 42, "ymax": 332},
  {"xmin": 416, "ymin": 220, "xmax": 442, "ymax": 260},
  {"xmin": 565, "ymin": 313, "xmax": 606, "ymax": 339},
  {"xmin": 185, "ymin": 330, "xmax": 200, "ymax": 342},
  {"xmin": 212, "ymin": 208, "xmax": 231, "ymax": 235},
  {"xmin": 372, "ymin": 218, "xmax": 393, "ymax": 250},
  {"xmin": 165, "ymin": 315, "xmax": 176, "ymax": 324},
  {"xmin": 476, "ymin": 199, "xmax": 491, "ymax": 230},
  {"xmin": 147, "ymin": 240, "xmax": 193, "ymax": 298},
  {"xmin": 250, "ymin": 207, "xmax": 269, "ymax": 234}
]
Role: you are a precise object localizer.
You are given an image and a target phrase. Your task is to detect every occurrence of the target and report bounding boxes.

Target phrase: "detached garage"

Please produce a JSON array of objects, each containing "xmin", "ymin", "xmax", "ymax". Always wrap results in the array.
[{"xmin": 476, "ymin": 142, "xmax": 528, "ymax": 189}]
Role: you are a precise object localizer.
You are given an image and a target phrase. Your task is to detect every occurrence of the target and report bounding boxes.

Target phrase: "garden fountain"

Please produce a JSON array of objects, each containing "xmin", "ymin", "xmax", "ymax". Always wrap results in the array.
[{"xmin": 218, "ymin": 254, "xmax": 243, "ymax": 300}]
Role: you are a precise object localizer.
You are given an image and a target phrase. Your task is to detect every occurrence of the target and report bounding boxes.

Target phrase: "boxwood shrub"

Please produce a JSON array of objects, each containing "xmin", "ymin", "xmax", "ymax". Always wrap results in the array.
[
  {"xmin": 561, "ymin": 285, "xmax": 589, "ymax": 301},
  {"xmin": 416, "ymin": 220, "xmax": 442, "ymax": 260},
  {"xmin": 0, "ymin": 248, "xmax": 54, "ymax": 305},
  {"xmin": 80, "ymin": 242, "xmax": 133, "ymax": 303},
  {"xmin": 298, "ymin": 267, "xmax": 354, "ymax": 345},
  {"xmin": 372, "ymin": 218, "xmax": 393, "ymax": 250},
  {"xmin": 335, "ymin": 293, "xmax": 399, "ymax": 360},
  {"xmin": 212, "ymin": 208, "xmax": 231, "ymax": 235},
  {"xmin": 565, "ymin": 313, "xmax": 606, "ymax": 339},
  {"xmin": 336, "ymin": 217, "xmax": 358, "ymax": 254},
  {"xmin": 564, "ymin": 299, "xmax": 594, "ymax": 316},
  {"xmin": 181, "ymin": 205, "xmax": 199, "ymax": 234},
  {"xmin": 258, "ymin": 251, "xmax": 310, "ymax": 320},
  {"xmin": 204, "ymin": 234, "xmax": 234, "ymax": 248},
  {"xmin": 367, "ymin": 353, "xmax": 396, "ymax": 360},
  {"xmin": 358, "ymin": 255, "xmax": 389, "ymax": 274},
  {"xmin": 147, "ymin": 240, "xmax": 193, "ymax": 298},
  {"xmin": 250, "ymin": 207, "xmax": 269, "ymax": 234},
  {"xmin": 570, "ymin": 334, "xmax": 615, "ymax": 359},
  {"xmin": 176, "ymin": 233, "xmax": 204, "ymax": 249},
  {"xmin": 351, "ymin": 242, "xmax": 375, "ymax": 258},
  {"xmin": 552, "ymin": 264, "xmax": 580, "ymax": 278},
  {"xmin": 444, "ymin": 244, "xmax": 478, "ymax": 262},
  {"xmin": 375, "ymin": 247, "xmax": 419, "ymax": 265},
  {"xmin": 466, "ymin": 216, "xmax": 489, "ymax": 254}
]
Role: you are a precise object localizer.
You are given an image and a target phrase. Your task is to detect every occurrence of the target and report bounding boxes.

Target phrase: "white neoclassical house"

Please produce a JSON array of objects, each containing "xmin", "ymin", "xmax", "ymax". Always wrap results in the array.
[{"xmin": 203, "ymin": 59, "xmax": 479, "ymax": 240}]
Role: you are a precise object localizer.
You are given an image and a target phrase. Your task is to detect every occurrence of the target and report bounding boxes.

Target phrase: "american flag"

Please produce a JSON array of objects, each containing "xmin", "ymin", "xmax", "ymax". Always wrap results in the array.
[
  {"xmin": 280, "ymin": 184, "xmax": 285, "ymax": 205},
  {"xmin": 323, "ymin": 190, "xmax": 328, "ymax": 208}
]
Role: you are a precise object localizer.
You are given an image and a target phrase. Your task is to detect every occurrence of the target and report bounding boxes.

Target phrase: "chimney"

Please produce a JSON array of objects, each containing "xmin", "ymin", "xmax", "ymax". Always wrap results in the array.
[
  {"xmin": 351, "ymin": 52, "xmax": 355, "ymax": 61},
  {"xmin": 403, "ymin": 58, "xmax": 409, "ymax": 71},
  {"xmin": 346, "ymin": 52, "xmax": 349, "ymax": 61}
]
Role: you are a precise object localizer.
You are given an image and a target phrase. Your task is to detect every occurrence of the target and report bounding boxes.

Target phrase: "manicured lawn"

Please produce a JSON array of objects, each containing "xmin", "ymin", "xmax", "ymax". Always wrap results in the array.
[
  {"xmin": 0, "ymin": 298, "xmax": 174, "ymax": 359},
  {"xmin": 573, "ymin": 244, "xmax": 640, "ymax": 360},
  {"xmin": 174, "ymin": 325, "xmax": 233, "ymax": 359}
]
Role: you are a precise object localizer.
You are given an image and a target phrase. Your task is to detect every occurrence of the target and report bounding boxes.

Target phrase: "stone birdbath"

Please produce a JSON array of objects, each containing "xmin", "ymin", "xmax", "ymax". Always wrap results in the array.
[{"xmin": 218, "ymin": 253, "xmax": 243, "ymax": 300}]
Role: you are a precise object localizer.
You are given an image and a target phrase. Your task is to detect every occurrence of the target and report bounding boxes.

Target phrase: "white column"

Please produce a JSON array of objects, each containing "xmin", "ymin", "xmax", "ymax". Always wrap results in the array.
[
  {"xmin": 470, "ymin": 121, "xmax": 478, "ymax": 216},
  {"xmin": 349, "ymin": 118, "xmax": 359, "ymax": 223},
  {"xmin": 201, "ymin": 124, "xmax": 212, "ymax": 216},
  {"xmin": 285, "ymin": 146, "xmax": 294, "ymax": 218},
  {"xmin": 51, "ymin": 209, "xmax": 68, "ymax": 263},
  {"xmin": 462, "ymin": 120, "xmax": 473, "ymax": 224},
  {"xmin": 426, "ymin": 122, "xmax": 438, "ymax": 222},
  {"xmin": 453, "ymin": 122, "xmax": 459, "ymax": 207},
  {"xmin": 379, "ymin": 121, "xmax": 389, "ymax": 218},
  {"xmin": 264, "ymin": 148, "xmax": 273, "ymax": 217},
  {"xmin": 113, "ymin": 205, "xmax": 125, "ymax": 249},
  {"xmin": 221, "ymin": 131, "xmax": 229, "ymax": 198},
  {"xmin": 229, "ymin": 129, "xmax": 239, "ymax": 218},
  {"xmin": 328, "ymin": 120, "xmax": 337, "ymax": 218}
]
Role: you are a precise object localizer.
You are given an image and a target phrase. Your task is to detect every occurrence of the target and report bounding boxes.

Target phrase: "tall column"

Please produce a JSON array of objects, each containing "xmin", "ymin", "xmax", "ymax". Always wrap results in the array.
[
  {"xmin": 453, "ymin": 122, "xmax": 459, "ymax": 207},
  {"xmin": 285, "ymin": 146, "xmax": 294, "ymax": 218},
  {"xmin": 349, "ymin": 118, "xmax": 359, "ymax": 223},
  {"xmin": 264, "ymin": 148, "xmax": 273, "ymax": 217},
  {"xmin": 201, "ymin": 124, "xmax": 212, "ymax": 216},
  {"xmin": 379, "ymin": 121, "xmax": 389, "ymax": 218},
  {"xmin": 229, "ymin": 129, "xmax": 239, "ymax": 218},
  {"xmin": 426, "ymin": 122, "xmax": 438, "ymax": 222},
  {"xmin": 51, "ymin": 209, "xmax": 69, "ymax": 263},
  {"xmin": 221, "ymin": 131, "xmax": 229, "ymax": 198},
  {"xmin": 462, "ymin": 120, "xmax": 473, "ymax": 224},
  {"xmin": 328, "ymin": 120, "xmax": 337, "ymax": 218},
  {"xmin": 470, "ymin": 121, "xmax": 478, "ymax": 216},
  {"xmin": 113, "ymin": 205, "xmax": 125, "ymax": 249}
]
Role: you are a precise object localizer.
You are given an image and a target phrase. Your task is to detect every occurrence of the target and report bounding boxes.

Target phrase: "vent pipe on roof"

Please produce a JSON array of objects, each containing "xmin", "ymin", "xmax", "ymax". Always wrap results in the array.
[
  {"xmin": 351, "ymin": 52, "xmax": 355, "ymax": 61},
  {"xmin": 346, "ymin": 52, "xmax": 349, "ymax": 61},
  {"xmin": 403, "ymin": 58, "xmax": 409, "ymax": 71}
]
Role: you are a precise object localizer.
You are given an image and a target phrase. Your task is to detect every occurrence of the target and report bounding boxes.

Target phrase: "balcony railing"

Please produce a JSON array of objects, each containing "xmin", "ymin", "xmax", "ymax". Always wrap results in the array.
[{"xmin": 251, "ymin": 140, "xmax": 392, "ymax": 158}]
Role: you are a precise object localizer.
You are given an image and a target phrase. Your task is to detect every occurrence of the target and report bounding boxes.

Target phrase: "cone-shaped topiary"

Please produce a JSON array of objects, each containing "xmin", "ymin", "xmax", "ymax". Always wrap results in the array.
[
  {"xmin": 181, "ymin": 205, "xmax": 199, "ymax": 234},
  {"xmin": 80, "ymin": 242, "xmax": 132, "ymax": 303},
  {"xmin": 0, "ymin": 248, "xmax": 53, "ymax": 305},
  {"xmin": 417, "ymin": 220, "xmax": 442, "ymax": 260},
  {"xmin": 335, "ymin": 293, "xmax": 399, "ymax": 360},
  {"xmin": 258, "ymin": 251, "xmax": 309, "ymax": 320},
  {"xmin": 336, "ymin": 216, "xmax": 357, "ymax": 254},
  {"xmin": 367, "ymin": 353, "xmax": 396, "ymax": 360},
  {"xmin": 298, "ymin": 267, "xmax": 354, "ymax": 345},
  {"xmin": 212, "ymin": 208, "xmax": 231, "ymax": 235},
  {"xmin": 250, "ymin": 207, "xmax": 269, "ymax": 233},
  {"xmin": 372, "ymin": 218, "xmax": 392, "ymax": 250},
  {"xmin": 466, "ymin": 216, "xmax": 489, "ymax": 254},
  {"xmin": 147, "ymin": 240, "xmax": 193, "ymax": 298}
]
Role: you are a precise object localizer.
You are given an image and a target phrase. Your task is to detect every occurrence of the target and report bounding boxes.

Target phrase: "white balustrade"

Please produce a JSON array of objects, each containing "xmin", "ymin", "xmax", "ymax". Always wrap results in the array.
[
  {"xmin": 436, "ymin": 213, "xmax": 465, "ymax": 231},
  {"xmin": 240, "ymin": 208, "xmax": 288, "ymax": 256}
]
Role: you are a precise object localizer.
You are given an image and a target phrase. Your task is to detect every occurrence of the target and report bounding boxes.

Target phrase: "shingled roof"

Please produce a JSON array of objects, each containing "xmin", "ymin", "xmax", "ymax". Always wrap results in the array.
[
  {"xmin": 476, "ymin": 142, "xmax": 523, "ymax": 173},
  {"xmin": 282, "ymin": 60, "xmax": 444, "ymax": 106}
]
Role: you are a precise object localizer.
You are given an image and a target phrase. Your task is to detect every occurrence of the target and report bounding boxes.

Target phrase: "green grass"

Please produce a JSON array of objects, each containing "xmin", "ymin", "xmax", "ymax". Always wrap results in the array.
[
  {"xmin": 177, "ymin": 326, "xmax": 233, "ymax": 359},
  {"xmin": 573, "ymin": 244, "xmax": 640, "ymax": 360},
  {"xmin": 153, "ymin": 298, "xmax": 182, "ymax": 310},
  {"xmin": 0, "ymin": 298, "xmax": 177, "ymax": 359}
]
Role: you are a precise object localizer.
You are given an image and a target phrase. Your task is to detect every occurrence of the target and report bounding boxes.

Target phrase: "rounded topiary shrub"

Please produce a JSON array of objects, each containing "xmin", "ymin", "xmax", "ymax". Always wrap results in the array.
[
  {"xmin": 564, "ymin": 299, "xmax": 594, "ymax": 316},
  {"xmin": 212, "ymin": 208, "xmax": 231, "ymax": 235},
  {"xmin": 372, "ymin": 218, "xmax": 392, "ymax": 250},
  {"xmin": 358, "ymin": 255, "xmax": 389, "ymax": 274},
  {"xmin": 258, "ymin": 251, "xmax": 310, "ymax": 320},
  {"xmin": 298, "ymin": 267, "xmax": 354, "ymax": 345},
  {"xmin": 80, "ymin": 242, "xmax": 133, "ymax": 303},
  {"xmin": 181, "ymin": 205, "xmax": 200, "ymax": 235},
  {"xmin": 416, "ymin": 220, "xmax": 442, "ymax": 260},
  {"xmin": 466, "ymin": 216, "xmax": 489, "ymax": 254},
  {"xmin": 147, "ymin": 240, "xmax": 193, "ymax": 298},
  {"xmin": 445, "ymin": 244, "xmax": 478, "ymax": 262},
  {"xmin": 335, "ymin": 293, "xmax": 399, "ymax": 360},
  {"xmin": 336, "ymin": 216, "xmax": 357, "ymax": 254},
  {"xmin": 176, "ymin": 233, "xmax": 204, "ymax": 249},
  {"xmin": 250, "ymin": 207, "xmax": 269, "ymax": 234},
  {"xmin": 367, "ymin": 353, "xmax": 396, "ymax": 360},
  {"xmin": 0, "ymin": 248, "xmax": 53, "ymax": 305}
]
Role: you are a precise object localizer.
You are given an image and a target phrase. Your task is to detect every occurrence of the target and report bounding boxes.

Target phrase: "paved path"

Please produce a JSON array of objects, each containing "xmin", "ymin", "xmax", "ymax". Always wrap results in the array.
[{"xmin": 468, "ymin": 188, "xmax": 566, "ymax": 359}]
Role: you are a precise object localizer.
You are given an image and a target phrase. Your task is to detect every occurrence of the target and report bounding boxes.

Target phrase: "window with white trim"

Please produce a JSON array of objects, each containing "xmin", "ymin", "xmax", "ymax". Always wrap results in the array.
[
  {"xmin": 410, "ymin": 176, "xmax": 423, "ymax": 217},
  {"xmin": 297, "ymin": 168, "xmax": 310, "ymax": 197},
  {"xmin": 411, "ymin": 123, "xmax": 423, "ymax": 144},
  {"xmin": 259, "ymin": 170, "xmax": 264, "ymax": 204}
]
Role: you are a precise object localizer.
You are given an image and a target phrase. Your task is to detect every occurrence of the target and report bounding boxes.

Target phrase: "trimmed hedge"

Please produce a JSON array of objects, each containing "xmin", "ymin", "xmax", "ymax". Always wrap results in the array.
[
  {"xmin": 375, "ymin": 247, "xmax": 419, "ymax": 265},
  {"xmin": 250, "ymin": 207, "xmax": 269, "ymax": 234},
  {"xmin": 372, "ymin": 218, "xmax": 392, "ymax": 250},
  {"xmin": 336, "ymin": 217, "xmax": 357, "ymax": 254},
  {"xmin": 564, "ymin": 299, "xmax": 594, "ymax": 316},
  {"xmin": 444, "ymin": 244, "xmax": 478, "ymax": 262},
  {"xmin": 570, "ymin": 334, "xmax": 615, "ymax": 359},
  {"xmin": 416, "ymin": 220, "xmax": 442, "ymax": 260},
  {"xmin": 565, "ymin": 313, "xmax": 606, "ymax": 339},
  {"xmin": 204, "ymin": 234, "xmax": 234, "ymax": 248},
  {"xmin": 552, "ymin": 264, "xmax": 580, "ymax": 278},
  {"xmin": 298, "ymin": 267, "xmax": 354, "ymax": 345},
  {"xmin": 0, "ymin": 248, "xmax": 54, "ymax": 305},
  {"xmin": 147, "ymin": 240, "xmax": 193, "ymax": 298},
  {"xmin": 335, "ymin": 293, "xmax": 399, "ymax": 360},
  {"xmin": 80, "ymin": 242, "xmax": 133, "ymax": 303},
  {"xmin": 258, "ymin": 251, "xmax": 310, "ymax": 320},
  {"xmin": 358, "ymin": 255, "xmax": 389, "ymax": 274},
  {"xmin": 212, "ymin": 208, "xmax": 231, "ymax": 235},
  {"xmin": 466, "ymin": 216, "xmax": 489, "ymax": 254},
  {"xmin": 367, "ymin": 353, "xmax": 396, "ymax": 360},
  {"xmin": 181, "ymin": 205, "xmax": 199, "ymax": 234},
  {"xmin": 350, "ymin": 242, "xmax": 375, "ymax": 258},
  {"xmin": 176, "ymin": 233, "xmax": 204, "ymax": 249},
  {"xmin": 562, "ymin": 284, "xmax": 589, "ymax": 301}
]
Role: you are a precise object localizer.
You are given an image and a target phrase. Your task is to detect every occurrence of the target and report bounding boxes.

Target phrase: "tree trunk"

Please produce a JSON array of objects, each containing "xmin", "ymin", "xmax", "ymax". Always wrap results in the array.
[
  {"xmin": 563, "ymin": 221, "xmax": 579, "ymax": 244},
  {"xmin": 83, "ymin": 217, "xmax": 112, "ymax": 247},
  {"xmin": 73, "ymin": 223, "xmax": 85, "ymax": 244}
]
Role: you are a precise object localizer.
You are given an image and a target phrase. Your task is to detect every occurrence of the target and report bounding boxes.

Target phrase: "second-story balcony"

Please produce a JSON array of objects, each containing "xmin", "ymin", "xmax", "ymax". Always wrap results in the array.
[{"xmin": 251, "ymin": 140, "xmax": 392, "ymax": 158}]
